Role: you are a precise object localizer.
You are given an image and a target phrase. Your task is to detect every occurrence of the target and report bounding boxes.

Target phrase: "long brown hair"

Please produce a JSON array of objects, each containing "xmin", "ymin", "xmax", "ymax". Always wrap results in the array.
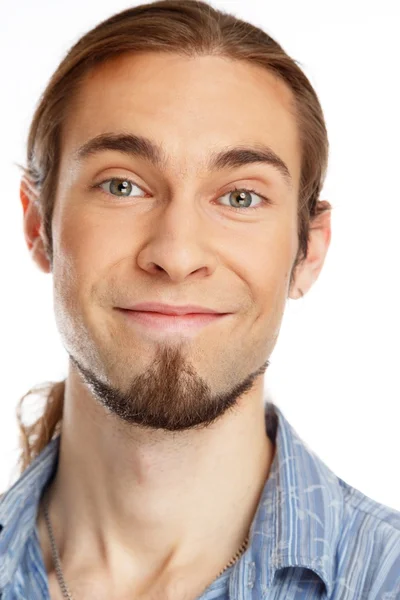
[{"xmin": 16, "ymin": 0, "xmax": 331, "ymax": 476}]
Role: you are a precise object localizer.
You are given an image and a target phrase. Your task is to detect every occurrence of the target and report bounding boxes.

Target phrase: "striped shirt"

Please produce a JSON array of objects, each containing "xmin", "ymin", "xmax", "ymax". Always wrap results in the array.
[{"xmin": 0, "ymin": 401, "xmax": 399, "ymax": 599}]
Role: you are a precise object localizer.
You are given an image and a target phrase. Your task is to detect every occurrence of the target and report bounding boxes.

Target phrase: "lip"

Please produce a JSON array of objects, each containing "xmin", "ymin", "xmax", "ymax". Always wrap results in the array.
[
  {"xmin": 120, "ymin": 302, "xmax": 226, "ymax": 316},
  {"xmin": 115, "ymin": 308, "xmax": 229, "ymax": 338}
]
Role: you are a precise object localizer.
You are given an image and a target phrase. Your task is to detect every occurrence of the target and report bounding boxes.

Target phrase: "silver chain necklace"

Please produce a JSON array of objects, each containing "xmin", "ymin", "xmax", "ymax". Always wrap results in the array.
[
  {"xmin": 43, "ymin": 491, "xmax": 250, "ymax": 600},
  {"xmin": 43, "ymin": 491, "xmax": 74, "ymax": 600}
]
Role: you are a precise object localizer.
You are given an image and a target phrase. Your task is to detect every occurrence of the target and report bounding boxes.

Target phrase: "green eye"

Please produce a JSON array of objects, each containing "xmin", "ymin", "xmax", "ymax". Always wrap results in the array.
[
  {"xmin": 97, "ymin": 177, "xmax": 147, "ymax": 199},
  {"xmin": 95, "ymin": 178, "xmax": 269, "ymax": 211},
  {"xmin": 107, "ymin": 178, "xmax": 134, "ymax": 196},
  {"xmin": 229, "ymin": 189, "xmax": 253, "ymax": 208},
  {"xmin": 218, "ymin": 187, "xmax": 265, "ymax": 211}
]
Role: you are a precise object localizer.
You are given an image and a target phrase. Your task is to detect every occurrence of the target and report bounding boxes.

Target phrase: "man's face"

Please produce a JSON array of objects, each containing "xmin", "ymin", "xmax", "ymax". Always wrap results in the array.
[{"xmin": 44, "ymin": 53, "xmax": 303, "ymax": 431}]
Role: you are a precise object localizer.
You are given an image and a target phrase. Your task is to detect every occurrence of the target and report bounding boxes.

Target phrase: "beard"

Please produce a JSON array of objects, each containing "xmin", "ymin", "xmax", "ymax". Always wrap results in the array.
[{"xmin": 68, "ymin": 342, "xmax": 269, "ymax": 432}]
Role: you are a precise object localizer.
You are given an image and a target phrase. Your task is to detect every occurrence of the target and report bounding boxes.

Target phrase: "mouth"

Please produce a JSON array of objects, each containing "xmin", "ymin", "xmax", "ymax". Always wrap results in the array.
[{"xmin": 115, "ymin": 308, "xmax": 230, "ymax": 337}]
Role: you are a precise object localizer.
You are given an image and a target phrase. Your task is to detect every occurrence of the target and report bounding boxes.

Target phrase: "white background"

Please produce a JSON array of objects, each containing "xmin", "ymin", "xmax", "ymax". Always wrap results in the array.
[{"xmin": 0, "ymin": 0, "xmax": 399, "ymax": 510}]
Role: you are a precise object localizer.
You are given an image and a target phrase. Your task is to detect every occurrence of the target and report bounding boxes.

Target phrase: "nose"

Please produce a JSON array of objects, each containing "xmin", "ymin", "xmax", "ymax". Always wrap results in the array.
[{"xmin": 136, "ymin": 196, "xmax": 219, "ymax": 283}]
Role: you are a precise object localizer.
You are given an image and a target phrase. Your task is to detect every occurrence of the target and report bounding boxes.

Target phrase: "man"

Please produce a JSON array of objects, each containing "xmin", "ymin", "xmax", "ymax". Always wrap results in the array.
[{"xmin": 0, "ymin": 1, "xmax": 399, "ymax": 599}]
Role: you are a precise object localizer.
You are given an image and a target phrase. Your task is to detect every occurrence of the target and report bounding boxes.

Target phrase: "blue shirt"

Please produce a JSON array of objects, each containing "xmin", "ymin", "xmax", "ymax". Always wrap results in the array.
[{"xmin": 0, "ymin": 401, "xmax": 399, "ymax": 599}]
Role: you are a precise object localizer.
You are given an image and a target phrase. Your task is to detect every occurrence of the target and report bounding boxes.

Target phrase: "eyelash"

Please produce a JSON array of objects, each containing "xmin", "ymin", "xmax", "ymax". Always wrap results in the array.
[{"xmin": 93, "ymin": 177, "xmax": 271, "ymax": 212}]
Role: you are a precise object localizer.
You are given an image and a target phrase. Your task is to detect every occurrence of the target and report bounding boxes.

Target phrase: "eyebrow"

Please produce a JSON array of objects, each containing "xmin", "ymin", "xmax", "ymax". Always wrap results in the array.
[{"xmin": 74, "ymin": 132, "xmax": 293, "ymax": 190}]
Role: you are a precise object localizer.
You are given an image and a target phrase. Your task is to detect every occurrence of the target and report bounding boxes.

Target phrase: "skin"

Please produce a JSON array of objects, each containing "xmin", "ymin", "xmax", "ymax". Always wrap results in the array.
[{"xmin": 20, "ymin": 52, "xmax": 331, "ymax": 600}]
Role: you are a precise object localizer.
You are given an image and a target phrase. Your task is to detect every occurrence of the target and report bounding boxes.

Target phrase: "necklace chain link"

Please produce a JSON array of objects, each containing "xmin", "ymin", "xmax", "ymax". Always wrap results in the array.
[{"xmin": 43, "ymin": 491, "xmax": 249, "ymax": 600}]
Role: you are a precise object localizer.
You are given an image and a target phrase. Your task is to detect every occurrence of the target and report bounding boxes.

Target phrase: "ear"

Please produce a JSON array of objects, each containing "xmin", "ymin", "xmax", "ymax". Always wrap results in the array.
[
  {"xmin": 289, "ymin": 201, "xmax": 332, "ymax": 299},
  {"xmin": 20, "ymin": 177, "xmax": 52, "ymax": 274}
]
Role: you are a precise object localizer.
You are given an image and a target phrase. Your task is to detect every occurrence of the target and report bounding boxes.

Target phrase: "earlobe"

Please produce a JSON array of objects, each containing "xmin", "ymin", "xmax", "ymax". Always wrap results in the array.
[
  {"xmin": 288, "ymin": 274, "xmax": 306, "ymax": 300},
  {"xmin": 288, "ymin": 261, "xmax": 305, "ymax": 300},
  {"xmin": 288, "ymin": 203, "xmax": 332, "ymax": 300},
  {"xmin": 31, "ymin": 236, "xmax": 52, "ymax": 274}
]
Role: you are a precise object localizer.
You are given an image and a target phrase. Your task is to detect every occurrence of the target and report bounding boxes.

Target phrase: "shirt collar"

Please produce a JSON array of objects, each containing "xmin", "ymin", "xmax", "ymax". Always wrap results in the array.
[
  {"xmin": 0, "ymin": 402, "xmax": 342, "ymax": 598},
  {"xmin": 230, "ymin": 402, "xmax": 342, "ymax": 599},
  {"xmin": 0, "ymin": 434, "xmax": 60, "ymax": 589}
]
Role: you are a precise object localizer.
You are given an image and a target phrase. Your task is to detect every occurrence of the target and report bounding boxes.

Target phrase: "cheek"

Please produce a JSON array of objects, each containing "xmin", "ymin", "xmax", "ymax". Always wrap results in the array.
[
  {"xmin": 54, "ymin": 204, "xmax": 129, "ymax": 280},
  {"xmin": 250, "ymin": 264, "xmax": 289, "ymax": 336},
  {"xmin": 245, "ymin": 223, "xmax": 296, "ymax": 305},
  {"xmin": 51, "ymin": 210, "xmax": 101, "ymax": 329}
]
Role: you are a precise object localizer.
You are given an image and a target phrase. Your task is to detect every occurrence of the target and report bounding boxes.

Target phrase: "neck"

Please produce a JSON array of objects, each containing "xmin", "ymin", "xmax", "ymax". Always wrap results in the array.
[{"xmin": 37, "ymin": 373, "xmax": 275, "ymax": 598}]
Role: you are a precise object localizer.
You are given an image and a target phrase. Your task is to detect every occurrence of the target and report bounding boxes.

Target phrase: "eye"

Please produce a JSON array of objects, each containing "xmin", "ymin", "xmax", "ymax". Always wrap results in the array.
[
  {"xmin": 218, "ymin": 187, "xmax": 267, "ymax": 211},
  {"xmin": 94, "ymin": 178, "xmax": 270, "ymax": 211},
  {"xmin": 98, "ymin": 177, "xmax": 146, "ymax": 198}
]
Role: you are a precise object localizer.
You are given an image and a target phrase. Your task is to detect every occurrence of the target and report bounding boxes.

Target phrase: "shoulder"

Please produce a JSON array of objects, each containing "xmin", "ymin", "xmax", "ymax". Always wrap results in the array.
[
  {"xmin": 339, "ymin": 476, "xmax": 400, "ymax": 535},
  {"xmin": 335, "ymin": 477, "xmax": 400, "ymax": 597}
]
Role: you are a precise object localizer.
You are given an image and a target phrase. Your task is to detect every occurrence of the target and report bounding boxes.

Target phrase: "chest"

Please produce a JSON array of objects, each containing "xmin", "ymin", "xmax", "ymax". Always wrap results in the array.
[{"xmin": 45, "ymin": 573, "xmax": 227, "ymax": 600}]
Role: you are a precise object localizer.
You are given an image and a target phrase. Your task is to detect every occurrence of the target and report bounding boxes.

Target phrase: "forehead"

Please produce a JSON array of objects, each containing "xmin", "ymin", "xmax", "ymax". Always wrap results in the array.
[{"xmin": 61, "ymin": 52, "xmax": 301, "ymax": 188}]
